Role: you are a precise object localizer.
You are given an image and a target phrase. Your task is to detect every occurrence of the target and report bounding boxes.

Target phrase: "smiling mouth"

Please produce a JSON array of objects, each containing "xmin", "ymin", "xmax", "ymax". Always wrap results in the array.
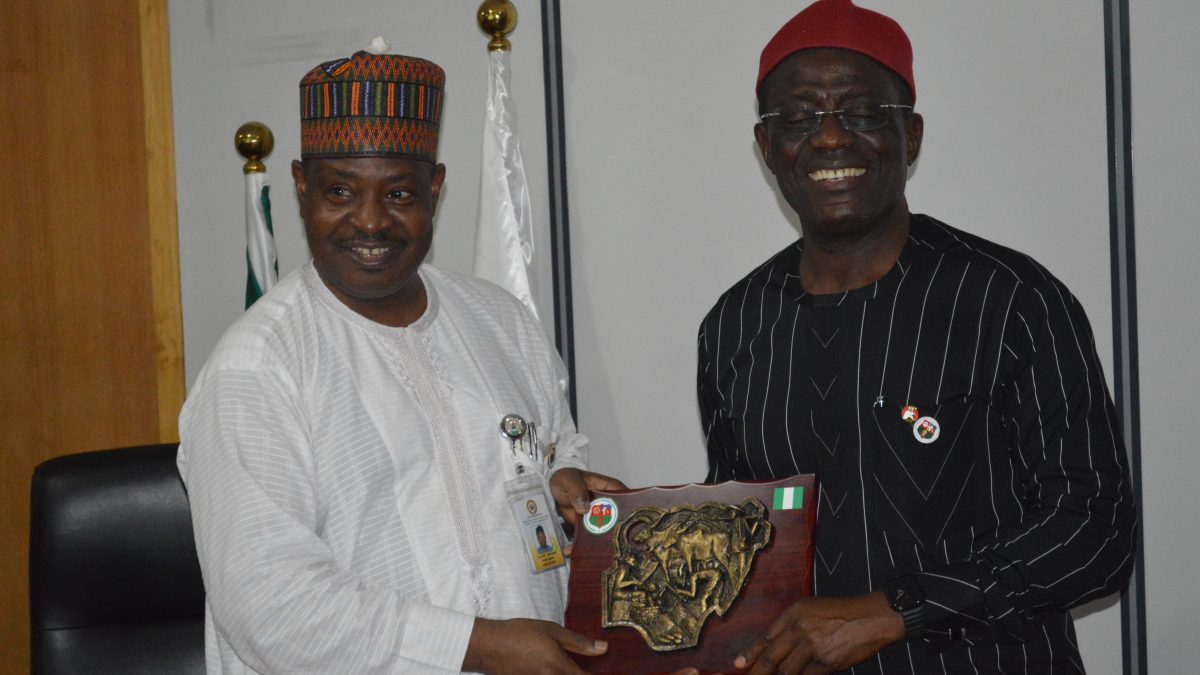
[
  {"xmin": 808, "ymin": 168, "xmax": 866, "ymax": 181},
  {"xmin": 346, "ymin": 241, "xmax": 405, "ymax": 263},
  {"xmin": 351, "ymin": 245, "xmax": 391, "ymax": 258}
]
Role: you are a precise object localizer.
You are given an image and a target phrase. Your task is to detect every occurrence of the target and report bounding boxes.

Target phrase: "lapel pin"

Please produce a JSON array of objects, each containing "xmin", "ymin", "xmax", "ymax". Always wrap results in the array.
[{"xmin": 913, "ymin": 416, "xmax": 941, "ymax": 444}]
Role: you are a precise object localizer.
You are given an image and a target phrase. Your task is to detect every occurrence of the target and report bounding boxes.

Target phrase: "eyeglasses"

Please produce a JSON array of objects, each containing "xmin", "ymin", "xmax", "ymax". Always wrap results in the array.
[{"xmin": 759, "ymin": 103, "xmax": 913, "ymax": 137}]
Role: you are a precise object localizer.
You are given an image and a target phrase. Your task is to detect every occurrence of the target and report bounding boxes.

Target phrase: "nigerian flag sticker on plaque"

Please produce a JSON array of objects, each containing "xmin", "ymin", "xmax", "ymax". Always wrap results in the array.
[{"xmin": 772, "ymin": 486, "xmax": 804, "ymax": 510}]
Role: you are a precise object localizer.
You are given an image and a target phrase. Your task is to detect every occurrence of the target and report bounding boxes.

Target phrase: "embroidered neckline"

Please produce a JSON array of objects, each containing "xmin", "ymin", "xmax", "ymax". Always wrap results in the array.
[{"xmin": 303, "ymin": 262, "xmax": 441, "ymax": 336}]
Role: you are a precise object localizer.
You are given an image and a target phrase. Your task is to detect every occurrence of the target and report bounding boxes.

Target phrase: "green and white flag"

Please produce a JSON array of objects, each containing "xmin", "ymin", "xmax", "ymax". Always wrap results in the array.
[
  {"xmin": 772, "ymin": 486, "xmax": 804, "ymax": 510},
  {"xmin": 244, "ymin": 171, "xmax": 277, "ymax": 308}
]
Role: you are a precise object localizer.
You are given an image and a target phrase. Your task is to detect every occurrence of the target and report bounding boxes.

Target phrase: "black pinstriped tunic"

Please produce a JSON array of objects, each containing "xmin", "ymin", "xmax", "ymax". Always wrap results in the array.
[{"xmin": 698, "ymin": 214, "xmax": 1135, "ymax": 673}]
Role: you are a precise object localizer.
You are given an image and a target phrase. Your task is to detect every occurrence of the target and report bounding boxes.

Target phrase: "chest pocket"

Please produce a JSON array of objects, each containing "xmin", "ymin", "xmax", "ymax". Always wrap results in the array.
[{"xmin": 867, "ymin": 394, "xmax": 981, "ymax": 552}]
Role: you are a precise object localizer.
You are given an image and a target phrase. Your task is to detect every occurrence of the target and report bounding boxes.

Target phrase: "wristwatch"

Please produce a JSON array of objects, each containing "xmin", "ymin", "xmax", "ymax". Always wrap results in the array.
[{"xmin": 883, "ymin": 575, "xmax": 927, "ymax": 640}]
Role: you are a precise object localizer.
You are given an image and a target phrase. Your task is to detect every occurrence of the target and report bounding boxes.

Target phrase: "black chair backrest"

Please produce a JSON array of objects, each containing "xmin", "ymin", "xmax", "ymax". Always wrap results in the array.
[{"xmin": 30, "ymin": 443, "xmax": 206, "ymax": 675}]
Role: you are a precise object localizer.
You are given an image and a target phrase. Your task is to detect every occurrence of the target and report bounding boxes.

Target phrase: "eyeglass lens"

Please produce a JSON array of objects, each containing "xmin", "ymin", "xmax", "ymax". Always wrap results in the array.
[{"xmin": 764, "ymin": 103, "xmax": 911, "ymax": 136}]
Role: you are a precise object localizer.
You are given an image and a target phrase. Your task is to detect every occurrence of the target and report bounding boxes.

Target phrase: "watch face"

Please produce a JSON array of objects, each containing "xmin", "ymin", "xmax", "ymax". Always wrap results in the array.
[{"xmin": 886, "ymin": 576, "xmax": 924, "ymax": 611}]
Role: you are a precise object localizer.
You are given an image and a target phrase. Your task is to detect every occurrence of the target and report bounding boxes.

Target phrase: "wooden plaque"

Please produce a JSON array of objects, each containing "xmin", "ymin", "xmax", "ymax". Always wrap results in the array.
[{"xmin": 565, "ymin": 477, "xmax": 817, "ymax": 675}]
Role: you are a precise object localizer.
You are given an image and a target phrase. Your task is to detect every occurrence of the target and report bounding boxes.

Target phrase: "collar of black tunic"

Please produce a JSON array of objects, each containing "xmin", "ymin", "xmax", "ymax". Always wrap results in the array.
[{"xmin": 776, "ymin": 213, "xmax": 952, "ymax": 308}]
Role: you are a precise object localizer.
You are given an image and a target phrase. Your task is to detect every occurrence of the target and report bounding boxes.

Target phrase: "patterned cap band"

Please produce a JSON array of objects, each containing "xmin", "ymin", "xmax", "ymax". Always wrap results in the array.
[{"xmin": 299, "ymin": 51, "xmax": 445, "ymax": 161}]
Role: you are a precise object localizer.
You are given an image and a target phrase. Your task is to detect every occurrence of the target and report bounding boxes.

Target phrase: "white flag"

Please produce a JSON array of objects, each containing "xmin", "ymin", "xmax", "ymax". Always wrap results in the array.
[
  {"xmin": 474, "ymin": 49, "xmax": 538, "ymax": 320},
  {"xmin": 244, "ymin": 171, "xmax": 277, "ymax": 308}
]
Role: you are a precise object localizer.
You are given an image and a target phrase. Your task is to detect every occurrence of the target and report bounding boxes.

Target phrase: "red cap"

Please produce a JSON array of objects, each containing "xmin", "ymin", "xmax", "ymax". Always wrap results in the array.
[{"xmin": 757, "ymin": 0, "xmax": 915, "ymax": 102}]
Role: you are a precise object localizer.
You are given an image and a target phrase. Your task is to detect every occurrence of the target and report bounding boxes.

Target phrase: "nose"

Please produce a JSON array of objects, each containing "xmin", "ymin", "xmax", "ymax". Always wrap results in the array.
[
  {"xmin": 351, "ymin": 195, "xmax": 390, "ymax": 234},
  {"xmin": 808, "ymin": 113, "xmax": 855, "ymax": 150}
]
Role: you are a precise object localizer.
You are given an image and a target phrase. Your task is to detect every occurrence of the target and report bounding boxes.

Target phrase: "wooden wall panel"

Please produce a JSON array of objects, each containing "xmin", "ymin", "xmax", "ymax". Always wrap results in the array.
[{"xmin": 0, "ymin": 0, "xmax": 183, "ymax": 669}]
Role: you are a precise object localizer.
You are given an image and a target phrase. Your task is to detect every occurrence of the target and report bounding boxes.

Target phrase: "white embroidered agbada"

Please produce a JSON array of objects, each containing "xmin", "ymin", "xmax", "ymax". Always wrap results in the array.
[{"xmin": 178, "ymin": 262, "xmax": 587, "ymax": 674}]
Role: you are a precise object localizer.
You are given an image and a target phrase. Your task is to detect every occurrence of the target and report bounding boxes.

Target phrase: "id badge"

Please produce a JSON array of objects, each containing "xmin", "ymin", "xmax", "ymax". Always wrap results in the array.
[{"xmin": 504, "ymin": 473, "xmax": 567, "ymax": 573}]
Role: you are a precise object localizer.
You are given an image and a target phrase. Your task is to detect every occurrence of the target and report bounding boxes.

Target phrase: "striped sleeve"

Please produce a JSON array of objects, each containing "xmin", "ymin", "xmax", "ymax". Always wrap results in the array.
[
  {"xmin": 912, "ymin": 275, "xmax": 1136, "ymax": 643},
  {"xmin": 699, "ymin": 316, "xmax": 739, "ymax": 483}
]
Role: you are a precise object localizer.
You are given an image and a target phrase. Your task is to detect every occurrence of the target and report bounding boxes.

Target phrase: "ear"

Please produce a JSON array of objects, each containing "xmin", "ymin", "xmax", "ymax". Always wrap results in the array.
[
  {"xmin": 754, "ymin": 123, "xmax": 774, "ymax": 174},
  {"xmin": 429, "ymin": 163, "xmax": 447, "ymax": 215},
  {"xmin": 905, "ymin": 113, "xmax": 924, "ymax": 166},
  {"xmin": 291, "ymin": 159, "xmax": 307, "ymax": 202}
]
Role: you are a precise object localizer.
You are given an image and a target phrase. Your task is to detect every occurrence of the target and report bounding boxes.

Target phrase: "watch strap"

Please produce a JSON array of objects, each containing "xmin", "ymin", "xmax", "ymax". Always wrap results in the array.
[
  {"xmin": 883, "ymin": 575, "xmax": 927, "ymax": 640},
  {"xmin": 896, "ymin": 603, "xmax": 926, "ymax": 639}
]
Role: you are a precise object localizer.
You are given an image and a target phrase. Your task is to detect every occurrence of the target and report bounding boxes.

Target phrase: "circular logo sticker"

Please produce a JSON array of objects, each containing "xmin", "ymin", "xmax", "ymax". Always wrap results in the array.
[
  {"xmin": 584, "ymin": 497, "xmax": 618, "ymax": 535},
  {"xmin": 913, "ymin": 416, "xmax": 941, "ymax": 444},
  {"xmin": 525, "ymin": 499, "xmax": 538, "ymax": 515}
]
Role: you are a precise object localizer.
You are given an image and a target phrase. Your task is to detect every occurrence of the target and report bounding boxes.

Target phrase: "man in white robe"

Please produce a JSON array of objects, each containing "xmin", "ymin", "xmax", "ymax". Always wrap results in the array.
[{"xmin": 179, "ymin": 50, "xmax": 637, "ymax": 675}]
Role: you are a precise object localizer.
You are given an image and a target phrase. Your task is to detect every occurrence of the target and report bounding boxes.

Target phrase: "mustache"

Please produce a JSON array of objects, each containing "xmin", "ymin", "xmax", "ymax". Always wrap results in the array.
[{"xmin": 342, "ymin": 233, "xmax": 403, "ymax": 244}]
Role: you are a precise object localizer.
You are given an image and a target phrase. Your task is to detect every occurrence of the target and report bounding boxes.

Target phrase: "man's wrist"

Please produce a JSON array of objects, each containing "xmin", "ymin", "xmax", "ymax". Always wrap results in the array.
[
  {"xmin": 462, "ymin": 617, "xmax": 500, "ymax": 673},
  {"xmin": 864, "ymin": 591, "xmax": 907, "ymax": 644}
]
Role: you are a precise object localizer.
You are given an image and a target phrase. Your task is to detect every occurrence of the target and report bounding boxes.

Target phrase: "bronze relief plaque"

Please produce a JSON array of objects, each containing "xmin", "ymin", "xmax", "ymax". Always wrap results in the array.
[
  {"xmin": 602, "ymin": 499, "xmax": 772, "ymax": 651},
  {"xmin": 566, "ymin": 477, "xmax": 817, "ymax": 675}
]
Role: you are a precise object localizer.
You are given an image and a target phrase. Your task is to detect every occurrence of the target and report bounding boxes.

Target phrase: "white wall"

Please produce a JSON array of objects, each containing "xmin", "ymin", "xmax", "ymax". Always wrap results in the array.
[
  {"xmin": 1130, "ymin": 3, "xmax": 1200, "ymax": 673},
  {"xmin": 559, "ymin": 1, "xmax": 1121, "ymax": 672},
  {"xmin": 170, "ymin": 0, "xmax": 554, "ymax": 386}
]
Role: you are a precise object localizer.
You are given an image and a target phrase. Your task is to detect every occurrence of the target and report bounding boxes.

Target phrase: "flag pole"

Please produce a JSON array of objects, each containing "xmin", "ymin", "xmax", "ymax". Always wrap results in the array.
[{"xmin": 235, "ymin": 121, "xmax": 278, "ymax": 308}]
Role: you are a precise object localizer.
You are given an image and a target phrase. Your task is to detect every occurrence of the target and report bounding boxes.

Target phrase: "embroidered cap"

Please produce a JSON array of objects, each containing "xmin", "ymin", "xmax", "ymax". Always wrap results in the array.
[
  {"xmin": 757, "ymin": 0, "xmax": 915, "ymax": 102},
  {"xmin": 299, "ymin": 51, "xmax": 445, "ymax": 161}
]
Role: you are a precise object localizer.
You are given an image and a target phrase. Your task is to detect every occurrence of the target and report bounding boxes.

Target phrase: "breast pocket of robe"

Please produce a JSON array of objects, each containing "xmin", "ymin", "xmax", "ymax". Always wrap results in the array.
[{"xmin": 867, "ymin": 394, "xmax": 983, "ymax": 566}]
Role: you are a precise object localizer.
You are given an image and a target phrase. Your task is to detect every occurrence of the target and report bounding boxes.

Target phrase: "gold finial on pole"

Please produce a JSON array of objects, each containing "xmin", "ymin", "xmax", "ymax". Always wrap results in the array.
[
  {"xmin": 235, "ymin": 121, "xmax": 274, "ymax": 174},
  {"xmin": 477, "ymin": 0, "xmax": 517, "ymax": 52}
]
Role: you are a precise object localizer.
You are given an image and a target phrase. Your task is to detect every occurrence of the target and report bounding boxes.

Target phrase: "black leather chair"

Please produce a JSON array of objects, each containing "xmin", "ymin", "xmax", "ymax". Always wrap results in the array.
[{"xmin": 29, "ymin": 443, "xmax": 206, "ymax": 674}]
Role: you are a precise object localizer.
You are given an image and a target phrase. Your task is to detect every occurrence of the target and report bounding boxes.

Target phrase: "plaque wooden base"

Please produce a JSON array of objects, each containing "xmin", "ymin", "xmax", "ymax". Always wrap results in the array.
[{"xmin": 565, "ymin": 477, "xmax": 817, "ymax": 675}]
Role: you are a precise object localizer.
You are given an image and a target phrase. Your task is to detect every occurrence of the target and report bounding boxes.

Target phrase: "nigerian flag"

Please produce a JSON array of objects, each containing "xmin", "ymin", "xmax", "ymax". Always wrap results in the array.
[
  {"xmin": 773, "ymin": 486, "xmax": 804, "ymax": 510},
  {"xmin": 244, "ymin": 170, "xmax": 277, "ymax": 308}
]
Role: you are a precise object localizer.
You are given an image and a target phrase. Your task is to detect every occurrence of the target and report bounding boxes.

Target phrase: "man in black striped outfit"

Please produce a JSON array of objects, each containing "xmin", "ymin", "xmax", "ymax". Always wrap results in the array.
[{"xmin": 697, "ymin": 1, "xmax": 1136, "ymax": 673}]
